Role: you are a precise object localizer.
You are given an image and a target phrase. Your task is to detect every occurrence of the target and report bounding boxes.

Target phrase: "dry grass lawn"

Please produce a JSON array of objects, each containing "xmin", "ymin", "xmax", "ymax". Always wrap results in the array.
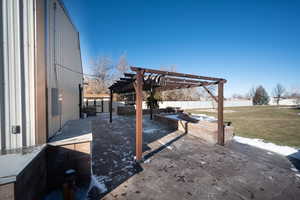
[{"xmin": 187, "ymin": 106, "xmax": 300, "ymax": 148}]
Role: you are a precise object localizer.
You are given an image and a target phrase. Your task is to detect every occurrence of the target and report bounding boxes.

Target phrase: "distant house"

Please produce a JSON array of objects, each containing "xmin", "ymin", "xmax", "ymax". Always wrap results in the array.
[{"xmin": 0, "ymin": 0, "xmax": 83, "ymax": 150}]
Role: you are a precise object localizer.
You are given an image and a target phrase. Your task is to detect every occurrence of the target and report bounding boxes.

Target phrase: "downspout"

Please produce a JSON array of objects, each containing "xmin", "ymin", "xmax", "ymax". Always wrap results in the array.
[
  {"xmin": 0, "ymin": 0, "xmax": 6, "ymax": 150},
  {"xmin": 44, "ymin": 0, "xmax": 49, "ymax": 140},
  {"xmin": 19, "ymin": 0, "xmax": 27, "ymax": 147},
  {"xmin": 53, "ymin": 1, "xmax": 62, "ymax": 130}
]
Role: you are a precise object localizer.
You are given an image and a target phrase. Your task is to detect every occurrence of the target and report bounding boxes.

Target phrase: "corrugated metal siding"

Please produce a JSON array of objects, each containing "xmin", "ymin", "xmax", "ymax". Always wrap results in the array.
[
  {"xmin": 46, "ymin": 0, "xmax": 83, "ymax": 138},
  {"xmin": 0, "ymin": 0, "xmax": 36, "ymax": 150},
  {"xmin": 0, "ymin": 0, "xmax": 82, "ymax": 148},
  {"xmin": 0, "ymin": 0, "xmax": 5, "ymax": 150},
  {"xmin": 22, "ymin": 0, "xmax": 36, "ymax": 146}
]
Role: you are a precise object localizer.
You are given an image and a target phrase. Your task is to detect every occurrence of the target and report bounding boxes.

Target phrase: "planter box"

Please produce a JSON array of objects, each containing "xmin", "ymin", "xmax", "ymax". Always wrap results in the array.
[{"xmin": 154, "ymin": 114, "xmax": 234, "ymax": 145}]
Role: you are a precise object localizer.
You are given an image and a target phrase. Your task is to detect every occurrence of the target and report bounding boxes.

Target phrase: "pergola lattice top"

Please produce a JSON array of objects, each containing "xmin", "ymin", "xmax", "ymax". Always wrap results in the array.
[{"xmin": 109, "ymin": 67, "xmax": 226, "ymax": 94}]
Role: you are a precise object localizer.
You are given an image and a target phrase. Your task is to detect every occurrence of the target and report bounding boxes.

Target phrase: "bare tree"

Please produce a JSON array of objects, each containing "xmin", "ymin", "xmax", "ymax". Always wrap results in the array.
[
  {"xmin": 231, "ymin": 93, "xmax": 244, "ymax": 99},
  {"xmin": 84, "ymin": 77, "xmax": 99, "ymax": 95},
  {"xmin": 272, "ymin": 84, "xmax": 285, "ymax": 105},
  {"xmin": 295, "ymin": 96, "xmax": 300, "ymax": 106},
  {"xmin": 158, "ymin": 66, "xmax": 203, "ymax": 101},
  {"xmin": 84, "ymin": 53, "xmax": 131, "ymax": 95},
  {"xmin": 246, "ymin": 86, "xmax": 256, "ymax": 100},
  {"xmin": 115, "ymin": 53, "xmax": 130, "ymax": 79},
  {"xmin": 206, "ymin": 85, "xmax": 217, "ymax": 109},
  {"xmin": 160, "ymin": 65, "xmax": 181, "ymax": 100},
  {"xmin": 288, "ymin": 87, "xmax": 300, "ymax": 106},
  {"xmin": 88, "ymin": 56, "xmax": 114, "ymax": 94}
]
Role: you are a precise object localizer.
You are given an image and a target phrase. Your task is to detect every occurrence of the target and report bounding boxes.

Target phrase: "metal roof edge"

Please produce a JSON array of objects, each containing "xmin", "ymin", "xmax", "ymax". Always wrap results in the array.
[{"xmin": 56, "ymin": 0, "xmax": 79, "ymax": 33}]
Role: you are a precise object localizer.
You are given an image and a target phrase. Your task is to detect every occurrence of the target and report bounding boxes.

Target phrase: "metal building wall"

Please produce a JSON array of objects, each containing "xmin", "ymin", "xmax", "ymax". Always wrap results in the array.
[
  {"xmin": 0, "ymin": 0, "xmax": 36, "ymax": 150},
  {"xmin": 45, "ymin": 0, "xmax": 83, "ymax": 138}
]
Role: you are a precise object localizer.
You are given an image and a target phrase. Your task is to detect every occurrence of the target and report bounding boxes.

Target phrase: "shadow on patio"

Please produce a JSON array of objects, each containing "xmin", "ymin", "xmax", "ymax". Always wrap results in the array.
[{"xmin": 87, "ymin": 113, "xmax": 183, "ymax": 199}]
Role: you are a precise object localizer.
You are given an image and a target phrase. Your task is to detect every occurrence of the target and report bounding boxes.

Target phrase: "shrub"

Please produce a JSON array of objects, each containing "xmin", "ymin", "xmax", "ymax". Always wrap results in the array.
[{"xmin": 146, "ymin": 90, "xmax": 161, "ymax": 109}]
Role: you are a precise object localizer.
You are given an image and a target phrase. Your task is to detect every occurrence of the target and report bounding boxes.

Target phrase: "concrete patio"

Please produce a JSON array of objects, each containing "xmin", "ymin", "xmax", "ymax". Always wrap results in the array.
[{"xmin": 89, "ymin": 113, "xmax": 300, "ymax": 200}]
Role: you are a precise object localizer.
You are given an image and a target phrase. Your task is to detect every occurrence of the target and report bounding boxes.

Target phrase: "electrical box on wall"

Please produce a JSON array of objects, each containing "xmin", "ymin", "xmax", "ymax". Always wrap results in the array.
[
  {"xmin": 12, "ymin": 125, "xmax": 21, "ymax": 134},
  {"xmin": 51, "ymin": 88, "xmax": 61, "ymax": 116}
]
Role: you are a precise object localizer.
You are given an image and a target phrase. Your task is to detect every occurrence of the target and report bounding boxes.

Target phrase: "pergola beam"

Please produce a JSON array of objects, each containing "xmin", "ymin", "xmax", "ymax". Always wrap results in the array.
[
  {"xmin": 164, "ymin": 77, "xmax": 215, "ymax": 85},
  {"xmin": 124, "ymin": 73, "xmax": 135, "ymax": 77},
  {"xmin": 203, "ymin": 85, "xmax": 218, "ymax": 103},
  {"xmin": 131, "ymin": 66, "xmax": 226, "ymax": 82},
  {"xmin": 120, "ymin": 77, "xmax": 134, "ymax": 81}
]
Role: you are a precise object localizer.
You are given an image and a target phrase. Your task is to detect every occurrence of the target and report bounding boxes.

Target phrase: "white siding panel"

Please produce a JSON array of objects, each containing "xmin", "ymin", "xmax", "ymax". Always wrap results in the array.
[
  {"xmin": 0, "ymin": 0, "xmax": 5, "ymax": 149},
  {"xmin": 3, "ymin": 0, "xmax": 23, "ymax": 149},
  {"xmin": 23, "ymin": 0, "xmax": 36, "ymax": 146},
  {"xmin": 1, "ymin": 0, "xmax": 36, "ymax": 150}
]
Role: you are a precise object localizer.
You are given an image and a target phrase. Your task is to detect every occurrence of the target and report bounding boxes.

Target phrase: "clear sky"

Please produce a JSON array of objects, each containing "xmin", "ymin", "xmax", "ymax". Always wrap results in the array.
[{"xmin": 63, "ymin": 0, "xmax": 300, "ymax": 97}]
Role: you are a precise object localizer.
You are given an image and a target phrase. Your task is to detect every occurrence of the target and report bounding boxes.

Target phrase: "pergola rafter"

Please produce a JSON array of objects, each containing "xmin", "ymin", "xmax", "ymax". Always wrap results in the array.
[{"xmin": 109, "ymin": 66, "xmax": 227, "ymax": 162}]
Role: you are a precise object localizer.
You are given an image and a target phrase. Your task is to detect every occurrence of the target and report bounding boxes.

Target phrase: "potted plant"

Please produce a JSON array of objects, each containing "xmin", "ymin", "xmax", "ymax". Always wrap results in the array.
[{"xmin": 146, "ymin": 89, "xmax": 161, "ymax": 119}]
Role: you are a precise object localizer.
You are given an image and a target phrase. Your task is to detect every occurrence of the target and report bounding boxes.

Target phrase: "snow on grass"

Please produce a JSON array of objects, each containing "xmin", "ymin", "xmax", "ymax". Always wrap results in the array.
[{"xmin": 234, "ymin": 136, "xmax": 300, "ymax": 160}]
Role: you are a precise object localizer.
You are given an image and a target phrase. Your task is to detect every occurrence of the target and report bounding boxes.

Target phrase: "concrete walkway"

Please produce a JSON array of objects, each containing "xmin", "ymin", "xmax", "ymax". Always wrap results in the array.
[{"xmin": 90, "ymin": 114, "xmax": 300, "ymax": 200}]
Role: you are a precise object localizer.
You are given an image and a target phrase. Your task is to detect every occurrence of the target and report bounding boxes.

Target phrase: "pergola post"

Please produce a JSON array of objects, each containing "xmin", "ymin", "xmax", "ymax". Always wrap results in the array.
[
  {"xmin": 134, "ymin": 70, "xmax": 144, "ymax": 161},
  {"xmin": 78, "ymin": 84, "xmax": 82, "ymax": 118},
  {"xmin": 217, "ymin": 81, "xmax": 224, "ymax": 145},
  {"xmin": 149, "ymin": 89, "xmax": 153, "ymax": 120},
  {"xmin": 109, "ymin": 89, "xmax": 113, "ymax": 123},
  {"xmin": 150, "ymin": 105, "xmax": 153, "ymax": 120}
]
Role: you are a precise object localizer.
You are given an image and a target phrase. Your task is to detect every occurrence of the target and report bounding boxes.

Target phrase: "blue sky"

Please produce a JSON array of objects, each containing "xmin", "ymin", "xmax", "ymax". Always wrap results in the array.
[{"xmin": 63, "ymin": 0, "xmax": 300, "ymax": 97}]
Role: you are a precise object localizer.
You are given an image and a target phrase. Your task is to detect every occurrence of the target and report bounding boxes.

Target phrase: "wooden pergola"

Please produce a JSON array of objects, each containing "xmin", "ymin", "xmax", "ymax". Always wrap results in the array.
[{"xmin": 109, "ymin": 67, "xmax": 227, "ymax": 162}]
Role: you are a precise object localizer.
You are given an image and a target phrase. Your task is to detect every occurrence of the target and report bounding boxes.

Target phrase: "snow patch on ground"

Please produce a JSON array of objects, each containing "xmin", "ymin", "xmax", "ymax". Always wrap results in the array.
[
  {"xmin": 234, "ymin": 136, "xmax": 300, "ymax": 160},
  {"xmin": 291, "ymin": 167, "xmax": 298, "ymax": 172},
  {"xmin": 144, "ymin": 128, "xmax": 160, "ymax": 134},
  {"xmin": 191, "ymin": 114, "xmax": 217, "ymax": 122},
  {"xmin": 158, "ymin": 140, "xmax": 173, "ymax": 150},
  {"xmin": 88, "ymin": 175, "xmax": 108, "ymax": 194},
  {"xmin": 164, "ymin": 113, "xmax": 217, "ymax": 122}
]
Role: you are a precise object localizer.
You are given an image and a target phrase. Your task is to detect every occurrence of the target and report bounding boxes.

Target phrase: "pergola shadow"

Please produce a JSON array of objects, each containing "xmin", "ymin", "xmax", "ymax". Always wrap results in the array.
[
  {"xmin": 143, "ymin": 132, "xmax": 187, "ymax": 161},
  {"xmin": 89, "ymin": 114, "xmax": 185, "ymax": 199}
]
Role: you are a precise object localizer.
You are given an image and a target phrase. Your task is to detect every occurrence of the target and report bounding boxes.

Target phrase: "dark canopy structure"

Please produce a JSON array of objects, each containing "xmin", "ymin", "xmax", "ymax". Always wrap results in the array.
[{"xmin": 109, "ymin": 67, "xmax": 227, "ymax": 161}]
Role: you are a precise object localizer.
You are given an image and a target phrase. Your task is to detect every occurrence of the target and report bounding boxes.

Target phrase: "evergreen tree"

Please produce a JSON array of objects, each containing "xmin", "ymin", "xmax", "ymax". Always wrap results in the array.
[{"xmin": 253, "ymin": 85, "xmax": 270, "ymax": 105}]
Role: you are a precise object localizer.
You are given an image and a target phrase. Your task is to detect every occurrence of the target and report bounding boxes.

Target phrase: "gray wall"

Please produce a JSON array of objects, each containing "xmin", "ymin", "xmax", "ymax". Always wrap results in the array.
[{"xmin": 46, "ymin": 0, "xmax": 83, "ymax": 138}]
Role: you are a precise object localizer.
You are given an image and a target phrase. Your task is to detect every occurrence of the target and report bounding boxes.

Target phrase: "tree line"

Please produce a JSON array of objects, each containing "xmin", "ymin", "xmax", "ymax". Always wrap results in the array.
[
  {"xmin": 84, "ymin": 57, "xmax": 215, "ymax": 101},
  {"xmin": 244, "ymin": 84, "xmax": 300, "ymax": 105},
  {"xmin": 84, "ymin": 54, "xmax": 130, "ymax": 95}
]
